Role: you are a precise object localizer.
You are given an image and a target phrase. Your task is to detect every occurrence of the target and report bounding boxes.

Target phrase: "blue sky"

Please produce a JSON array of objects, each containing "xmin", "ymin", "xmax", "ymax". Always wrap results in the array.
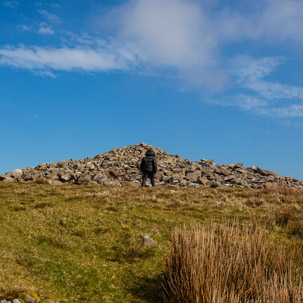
[{"xmin": 0, "ymin": 0, "xmax": 303, "ymax": 180}]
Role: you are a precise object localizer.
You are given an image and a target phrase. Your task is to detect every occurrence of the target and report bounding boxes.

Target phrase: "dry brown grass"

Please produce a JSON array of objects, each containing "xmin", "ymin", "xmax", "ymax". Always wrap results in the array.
[
  {"xmin": 163, "ymin": 223, "xmax": 303, "ymax": 303},
  {"xmin": 264, "ymin": 183, "xmax": 303, "ymax": 196}
]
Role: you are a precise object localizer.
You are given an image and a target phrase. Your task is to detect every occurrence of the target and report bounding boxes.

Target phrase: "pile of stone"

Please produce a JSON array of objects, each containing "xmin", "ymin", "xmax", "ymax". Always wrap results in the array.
[{"xmin": 1, "ymin": 143, "xmax": 302, "ymax": 189}]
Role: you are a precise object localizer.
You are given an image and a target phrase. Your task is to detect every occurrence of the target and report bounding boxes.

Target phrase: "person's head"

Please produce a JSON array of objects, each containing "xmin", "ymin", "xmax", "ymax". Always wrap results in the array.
[{"xmin": 146, "ymin": 149, "xmax": 155, "ymax": 157}]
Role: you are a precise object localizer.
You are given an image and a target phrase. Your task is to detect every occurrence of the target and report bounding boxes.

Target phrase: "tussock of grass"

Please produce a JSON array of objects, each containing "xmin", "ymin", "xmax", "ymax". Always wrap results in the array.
[
  {"xmin": 0, "ymin": 183, "xmax": 303, "ymax": 302},
  {"xmin": 163, "ymin": 223, "xmax": 303, "ymax": 303}
]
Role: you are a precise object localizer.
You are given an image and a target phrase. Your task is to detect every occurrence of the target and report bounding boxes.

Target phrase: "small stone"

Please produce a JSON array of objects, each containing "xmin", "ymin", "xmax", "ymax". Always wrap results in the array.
[
  {"xmin": 200, "ymin": 159, "xmax": 214, "ymax": 166},
  {"xmin": 13, "ymin": 168, "xmax": 23, "ymax": 174},
  {"xmin": 59, "ymin": 175, "xmax": 71, "ymax": 182},
  {"xmin": 224, "ymin": 175, "xmax": 236, "ymax": 182},
  {"xmin": 141, "ymin": 235, "xmax": 157, "ymax": 248},
  {"xmin": 48, "ymin": 180, "xmax": 63, "ymax": 185},
  {"xmin": 23, "ymin": 295, "xmax": 36, "ymax": 303},
  {"xmin": 228, "ymin": 163, "xmax": 236, "ymax": 168},
  {"xmin": 13, "ymin": 299, "xmax": 22, "ymax": 303}
]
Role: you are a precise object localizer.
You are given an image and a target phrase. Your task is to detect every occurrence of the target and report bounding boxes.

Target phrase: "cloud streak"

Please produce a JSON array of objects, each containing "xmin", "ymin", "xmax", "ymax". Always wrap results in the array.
[
  {"xmin": 233, "ymin": 57, "xmax": 303, "ymax": 101},
  {"xmin": 209, "ymin": 56, "xmax": 303, "ymax": 117},
  {"xmin": 3, "ymin": 0, "xmax": 19, "ymax": 8},
  {"xmin": 0, "ymin": 44, "xmax": 138, "ymax": 72},
  {"xmin": 38, "ymin": 23, "xmax": 54, "ymax": 35},
  {"xmin": 38, "ymin": 9, "xmax": 60, "ymax": 23}
]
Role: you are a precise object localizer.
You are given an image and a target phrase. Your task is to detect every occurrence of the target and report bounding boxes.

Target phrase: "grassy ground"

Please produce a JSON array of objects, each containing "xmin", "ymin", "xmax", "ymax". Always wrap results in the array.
[{"xmin": 0, "ymin": 182, "xmax": 302, "ymax": 302}]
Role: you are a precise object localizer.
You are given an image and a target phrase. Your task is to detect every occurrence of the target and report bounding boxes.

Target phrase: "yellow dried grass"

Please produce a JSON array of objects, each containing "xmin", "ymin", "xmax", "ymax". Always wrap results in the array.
[{"xmin": 163, "ymin": 223, "xmax": 303, "ymax": 303}]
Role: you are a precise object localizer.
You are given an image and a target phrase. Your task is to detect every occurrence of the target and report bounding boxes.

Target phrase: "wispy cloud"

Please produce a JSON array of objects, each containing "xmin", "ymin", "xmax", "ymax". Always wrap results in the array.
[
  {"xmin": 0, "ymin": 44, "xmax": 138, "ymax": 72},
  {"xmin": 233, "ymin": 57, "xmax": 303, "ymax": 101},
  {"xmin": 20, "ymin": 25, "xmax": 31, "ymax": 31},
  {"xmin": 34, "ymin": 2, "xmax": 61, "ymax": 8},
  {"xmin": 50, "ymin": 3, "xmax": 60, "ymax": 8},
  {"xmin": 3, "ymin": 0, "xmax": 19, "ymax": 8},
  {"xmin": 38, "ymin": 9, "xmax": 60, "ymax": 23},
  {"xmin": 32, "ymin": 70, "xmax": 56, "ymax": 78},
  {"xmin": 258, "ymin": 104, "xmax": 303, "ymax": 118},
  {"xmin": 38, "ymin": 23, "xmax": 54, "ymax": 35},
  {"xmin": 208, "ymin": 57, "xmax": 303, "ymax": 117}
]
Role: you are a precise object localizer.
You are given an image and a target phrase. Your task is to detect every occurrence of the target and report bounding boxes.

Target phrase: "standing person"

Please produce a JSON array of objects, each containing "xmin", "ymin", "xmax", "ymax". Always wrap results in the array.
[{"xmin": 140, "ymin": 148, "xmax": 157, "ymax": 187}]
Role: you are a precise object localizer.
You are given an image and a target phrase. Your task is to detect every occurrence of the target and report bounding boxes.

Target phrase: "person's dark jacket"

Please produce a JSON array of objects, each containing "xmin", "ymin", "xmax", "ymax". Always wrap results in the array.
[{"xmin": 140, "ymin": 149, "xmax": 157, "ymax": 174}]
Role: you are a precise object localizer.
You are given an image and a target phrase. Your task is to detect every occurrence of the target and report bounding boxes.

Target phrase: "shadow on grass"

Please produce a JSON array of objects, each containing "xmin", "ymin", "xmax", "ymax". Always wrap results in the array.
[{"xmin": 127, "ymin": 275, "xmax": 165, "ymax": 303}]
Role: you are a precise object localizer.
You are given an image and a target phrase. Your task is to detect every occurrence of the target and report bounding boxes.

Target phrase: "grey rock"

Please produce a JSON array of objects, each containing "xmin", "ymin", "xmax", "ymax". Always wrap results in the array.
[
  {"xmin": 224, "ymin": 176, "xmax": 234, "ymax": 182},
  {"xmin": 141, "ymin": 235, "xmax": 157, "ymax": 248},
  {"xmin": 48, "ymin": 180, "xmax": 63, "ymax": 185},
  {"xmin": 23, "ymin": 295, "xmax": 36, "ymax": 303},
  {"xmin": 93, "ymin": 174, "xmax": 108, "ymax": 185},
  {"xmin": 59, "ymin": 174, "xmax": 71, "ymax": 182}
]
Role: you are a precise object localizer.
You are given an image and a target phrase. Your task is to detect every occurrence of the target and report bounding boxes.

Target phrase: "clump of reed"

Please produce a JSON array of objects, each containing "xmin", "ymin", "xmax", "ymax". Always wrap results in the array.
[{"xmin": 163, "ymin": 223, "xmax": 303, "ymax": 303}]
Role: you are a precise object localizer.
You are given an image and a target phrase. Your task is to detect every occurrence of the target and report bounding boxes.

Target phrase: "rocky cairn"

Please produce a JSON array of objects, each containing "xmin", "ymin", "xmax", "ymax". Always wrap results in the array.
[{"xmin": 0, "ymin": 143, "xmax": 302, "ymax": 189}]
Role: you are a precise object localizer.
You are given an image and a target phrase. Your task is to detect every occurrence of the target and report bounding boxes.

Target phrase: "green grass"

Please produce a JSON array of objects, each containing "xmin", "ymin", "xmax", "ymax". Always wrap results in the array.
[{"xmin": 0, "ymin": 183, "xmax": 303, "ymax": 302}]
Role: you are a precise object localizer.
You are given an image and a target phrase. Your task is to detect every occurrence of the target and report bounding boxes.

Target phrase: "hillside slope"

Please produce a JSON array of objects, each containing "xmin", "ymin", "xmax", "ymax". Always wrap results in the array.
[{"xmin": 0, "ymin": 183, "xmax": 303, "ymax": 303}]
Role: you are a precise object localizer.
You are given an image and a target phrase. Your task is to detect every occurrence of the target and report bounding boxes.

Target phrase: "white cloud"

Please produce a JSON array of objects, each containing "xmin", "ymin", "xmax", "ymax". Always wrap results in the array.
[
  {"xmin": 0, "ymin": 44, "xmax": 137, "ymax": 72},
  {"xmin": 3, "ymin": 0, "xmax": 19, "ymax": 8},
  {"xmin": 33, "ymin": 70, "xmax": 57, "ymax": 78},
  {"xmin": 3, "ymin": 0, "xmax": 303, "ymax": 85},
  {"xmin": 233, "ymin": 57, "xmax": 303, "ymax": 101},
  {"xmin": 258, "ymin": 104, "xmax": 303, "ymax": 118},
  {"xmin": 92, "ymin": 0, "xmax": 303, "ymax": 91},
  {"xmin": 38, "ymin": 9, "xmax": 60, "ymax": 23},
  {"xmin": 1, "ymin": 0, "xmax": 227, "ymax": 91},
  {"xmin": 260, "ymin": 0, "xmax": 303, "ymax": 43},
  {"xmin": 216, "ymin": 0, "xmax": 303, "ymax": 44},
  {"xmin": 207, "ymin": 56, "xmax": 303, "ymax": 117},
  {"xmin": 38, "ymin": 23, "xmax": 54, "ymax": 35},
  {"xmin": 100, "ymin": 0, "xmax": 227, "ymax": 91},
  {"xmin": 1, "ymin": 0, "xmax": 303, "ymax": 119},
  {"xmin": 116, "ymin": 0, "xmax": 215, "ymax": 67}
]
